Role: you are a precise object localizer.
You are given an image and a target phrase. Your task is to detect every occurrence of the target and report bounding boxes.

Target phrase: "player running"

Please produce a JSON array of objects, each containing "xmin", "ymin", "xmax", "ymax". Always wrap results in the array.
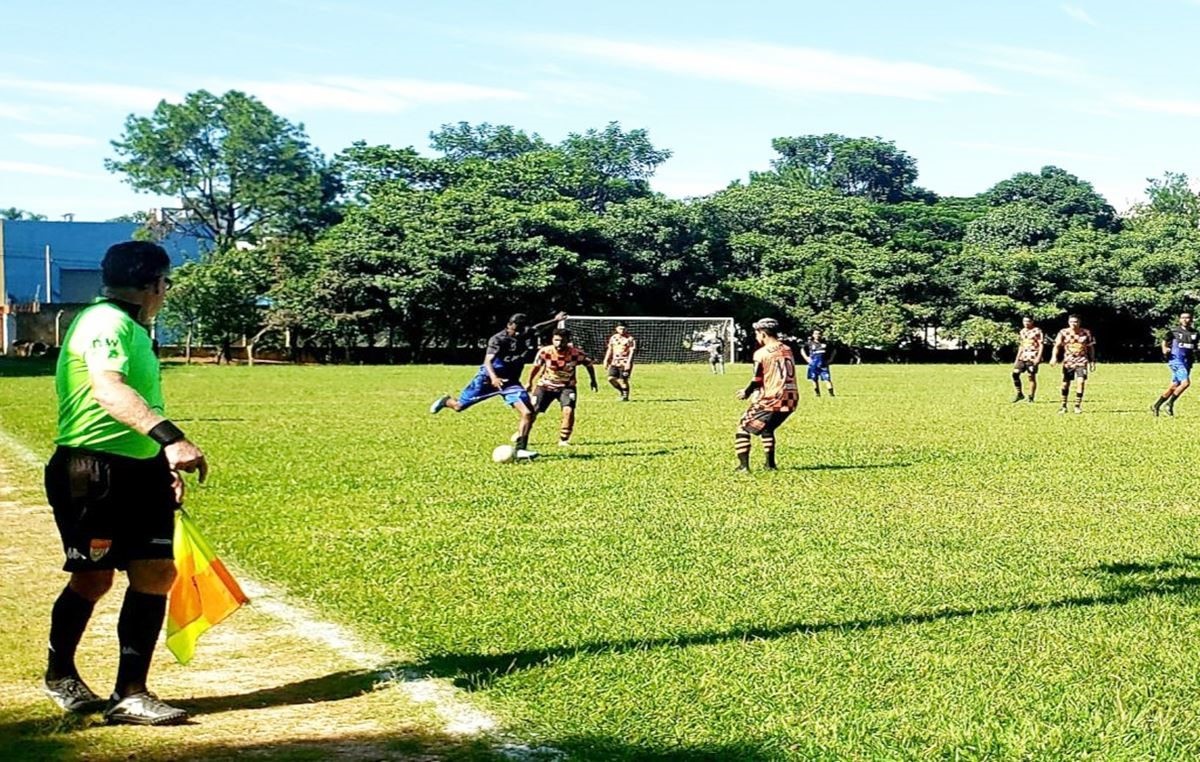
[
  {"xmin": 603, "ymin": 322, "xmax": 637, "ymax": 401},
  {"xmin": 734, "ymin": 318, "xmax": 799, "ymax": 472},
  {"xmin": 1011, "ymin": 316, "xmax": 1044, "ymax": 403},
  {"xmin": 800, "ymin": 329, "xmax": 835, "ymax": 397},
  {"xmin": 430, "ymin": 311, "xmax": 567, "ymax": 459},
  {"xmin": 1049, "ymin": 314, "xmax": 1096, "ymax": 414},
  {"xmin": 1152, "ymin": 311, "xmax": 1198, "ymax": 417},
  {"xmin": 526, "ymin": 328, "xmax": 598, "ymax": 446}
]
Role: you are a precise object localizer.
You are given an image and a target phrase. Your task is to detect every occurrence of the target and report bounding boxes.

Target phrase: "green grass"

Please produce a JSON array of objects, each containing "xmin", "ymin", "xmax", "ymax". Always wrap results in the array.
[{"xmin": 5, "ymin": 360, "xmax": 1200, "ymax": 759}]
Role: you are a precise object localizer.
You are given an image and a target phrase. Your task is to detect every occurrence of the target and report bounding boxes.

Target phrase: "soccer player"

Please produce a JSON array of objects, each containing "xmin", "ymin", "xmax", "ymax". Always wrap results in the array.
[
  {"xmin": 1048, "ymin": 314, "xmax": 1096, "ymax": 414},
  {"xmin": 42, "ymin": 241, "xmax": 208, "ymax": 725},
  {"xmin": 1152, "ymin": 311, "xmax": 1198, "ymax": 417},
  {"xmin": 1011, "ymin": 316, "xmax": 1044, "ymax": 403},
  {"xmin": 527, "ymin": 328, "xmax": 599, "ymax": 446},
  {"xmin": 430, "ymin": 310, "xmax": 567, "ymax": 459},
  {"xmin": 602, "ymin": 322, "xmax": 637, "ymax": 401},
  {"xmin": 800, "ymin": 329, "xmax": 835, "ymax": 397},
  {"xmin": 708, "ymin": 335, "xmax": 726, "ymax": 375},
  {"xmin": 734, "ymin": 318, "xmax": 799, "ymax": 472}
]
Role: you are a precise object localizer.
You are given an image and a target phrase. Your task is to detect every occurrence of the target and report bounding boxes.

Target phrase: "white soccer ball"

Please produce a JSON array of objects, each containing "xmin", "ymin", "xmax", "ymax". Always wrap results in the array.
[{"xmin": 492, "ymin": 444, "xmax": 516, "ymax": 463}]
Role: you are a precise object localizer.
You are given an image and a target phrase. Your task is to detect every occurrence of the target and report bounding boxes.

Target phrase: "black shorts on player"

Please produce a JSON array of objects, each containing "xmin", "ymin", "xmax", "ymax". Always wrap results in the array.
[
  {"xmin": 45, "ymin": 448, "xmax": 177, "ymax": 573},
  {"xmin": 607, "ymin": 365, "xmax": 631, "ymax": 381},
  {"xmin": 1061, "ymin": 366, "xmax": 1089, "ymax": 383},
  {"xmin": 531, "ymin": 386, "xmax": 579, "ymax": 413},
  {"xmin": 1013, "ymin": 360, "xmax": 1039, "ymax": 375},
  {"xmin": 738, "ymin": 406, "xmax": 792, "ymax": 436}
]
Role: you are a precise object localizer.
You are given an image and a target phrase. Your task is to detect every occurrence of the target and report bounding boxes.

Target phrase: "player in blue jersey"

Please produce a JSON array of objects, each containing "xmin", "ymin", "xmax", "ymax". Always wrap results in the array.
[
  {"xmin": 800, "ymin": 329, "xmax": 835, "ymax": 397},
  {"xmin": 430, "ymin": 310, "xmax": 567, "ymax": 459},
  {"xmin": 1152, "ymin": 311, "xmax": 1198, "ymax": 417}
]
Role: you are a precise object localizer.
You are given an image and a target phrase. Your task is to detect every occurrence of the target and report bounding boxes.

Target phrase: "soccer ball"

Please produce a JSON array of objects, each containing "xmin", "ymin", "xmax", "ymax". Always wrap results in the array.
[{"xmin": 492, "ymin": 444, "xmax": 516, "ymax": 463}]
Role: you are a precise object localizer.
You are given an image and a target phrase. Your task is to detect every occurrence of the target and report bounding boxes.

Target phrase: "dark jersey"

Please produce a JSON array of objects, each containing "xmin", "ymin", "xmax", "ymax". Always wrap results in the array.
[
  {"xmin": 486, "ymin": 329, "xmax": 538, "ymax": 378},
  {"xmin": 1165, "ymin": 326, "xmax": 1200, "ymax": 365},
  {"xmin": 805, "ymin": 340, "xmax": 829, "ymax": 367}
]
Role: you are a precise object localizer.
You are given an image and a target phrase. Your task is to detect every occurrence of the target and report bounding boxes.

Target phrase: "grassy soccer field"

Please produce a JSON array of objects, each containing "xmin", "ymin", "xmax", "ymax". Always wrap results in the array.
[{"xmin": 4, "ymin": 361, "xmax": 1200, "ymax": 759}]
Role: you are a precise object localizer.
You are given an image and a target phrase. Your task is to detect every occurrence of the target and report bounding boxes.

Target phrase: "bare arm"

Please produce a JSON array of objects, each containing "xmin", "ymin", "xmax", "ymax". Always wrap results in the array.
[
  {"xmin": 1048, "ymin": 334, "xmax": 1063, "ymax": 365},
  {"xmin": 527, "ymin": 360, "xmax": 544, "ymax": 390},
  {"xmin": 531, "ymin": 311, "xmax": 569, "ymax": 333},
  {"xmin": 91, "ymin": 370, "xmax": 207, "ymax": 483},
  {"xmin": 585, "ymin": 359, "xmax": 598, "ymax": 390}
]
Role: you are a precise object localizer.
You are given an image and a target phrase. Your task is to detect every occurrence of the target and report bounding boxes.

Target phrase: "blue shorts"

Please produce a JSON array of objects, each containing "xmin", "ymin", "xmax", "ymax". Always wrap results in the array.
[
  {"xmin": 1169, "ymin": 359, "xmax": 1192, "ymax": 385},
  {"xmin": 457, "ymin": 368, "xmax": 531, "ymax": 410},
  {"xmin": 807, "ymin": 365, "xmax": 831, "ymax": 382}
]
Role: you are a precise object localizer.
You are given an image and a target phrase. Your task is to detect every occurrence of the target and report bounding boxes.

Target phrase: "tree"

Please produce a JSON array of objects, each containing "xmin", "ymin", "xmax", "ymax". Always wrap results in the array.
[
  {"xmin": 763, "ymin": 134, "xmax": 920, "ymax": 203},
  {"xmin": 1141, "ymin": 172, "xmax": 1200, "ymax": 227},
  {"xmin": 0, "ymin": 207, "xmax": 46, "ymax": 220},
  {"xmin": 982, "ymin": 166, "xmax": 1118, "ymax": 231},
  {"xmin": 106, "ymin": 89, "xmax": 340, "ymax": 250},
  {"xmin": 557, "ymin": 122, "xmax": 672, "ymax": 212},
  {"xmin": 429, "ymin": 122, "xmax": 546, "ymax": 161},
  {"xmin": 158, "ymin": 248, "xmax": 270, "ymax": 364}
]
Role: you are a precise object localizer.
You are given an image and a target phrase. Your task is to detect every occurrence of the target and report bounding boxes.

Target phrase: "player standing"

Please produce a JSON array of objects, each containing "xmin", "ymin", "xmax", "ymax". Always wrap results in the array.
[
  {"xmin": 430, "ymin": 311, "xmax": 567, "ymax": 459},
  {"xmin": 1011, "ymin": 316, "xmax": 1044, "ymax": 403},
  {"xmin": 1152, "ymin": 311, "xmax": 1198, "ymax": 417},
  {"xmin": 800, "ymin": 329, "xmax": 834, "ymax": 397},
  {"xmin": 734, "ymin": 318, "xmax": 799, "ymax": 472},
  {"xmin": 1048, "ymin": 314, "xmax": 1096, "ymax": 414},
  {"xmin": 602, "ymin": 322, "xmax": 637, "ymax": 401},
  {"xmin": 526, "ymin": 328, "xmax": 598, "ymax": 446},
  {"xmin": 708, "ymin": 335, "xmax": 726, "ymax": 375}
]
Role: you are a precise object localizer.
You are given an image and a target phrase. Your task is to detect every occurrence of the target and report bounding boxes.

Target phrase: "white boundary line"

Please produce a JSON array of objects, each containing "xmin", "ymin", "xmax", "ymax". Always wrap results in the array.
[{"xmin": 0, "ymin": 425, "xmax": 561, "ymax": 757}]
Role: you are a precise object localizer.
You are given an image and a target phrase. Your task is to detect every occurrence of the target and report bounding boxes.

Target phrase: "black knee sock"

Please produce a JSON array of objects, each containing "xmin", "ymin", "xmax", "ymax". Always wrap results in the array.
[
  {"xmin": 735, "ymin": 433, "xmax": 751, "ymax": 469},
  {"xmin": 1155, "ymin": 395, "xmax": 1168, "ymax": 410},
  {"xmin": 1075, "ymin": 391, "xmax": 1084, "ymax": 408},
  {"xmin": 47, "ymin": 585, "xmax": 96, "ymax": 681},
  {"xmin": 762, "ymin": 434, "xmax": 777, "ymax": 468},
  {"xmin": 1012, "ymin": 372, "xmax": 1022, "ymax": 391},
  {"xmin": 115, "ymin": 590, "xmax": 167, "ymax": 698}
]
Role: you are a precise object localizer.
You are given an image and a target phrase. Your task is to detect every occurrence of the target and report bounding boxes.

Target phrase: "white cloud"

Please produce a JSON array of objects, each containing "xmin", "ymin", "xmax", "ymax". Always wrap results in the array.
[
  {"xmin": 224, "ymin": 77, "xmax": 527, "ymax": 113},
  {"xmin": 0, "ymin": 76, "xmax": 173, "ymax": 109},
  {"xmin": 0, "ymin": 160, "xmax": 98, "ymax": 179},
  {"xmin": 14, "ymin": 132, "xmax": 99, "ymax": 148},
  {"xmin": 526, "ymin": 36, "xmax": 1001, "ymax": 101},
  {"xmin": 1112, "ymin": 94, "xmax": 1200, "ymax": 116},
  {"xmin": 970, "ymin": 44, "xmax": 1089, "ymax": 83},
  {"xmin": 1062, "ymin": 4, "xmax": 1099, "ymax": 25}
]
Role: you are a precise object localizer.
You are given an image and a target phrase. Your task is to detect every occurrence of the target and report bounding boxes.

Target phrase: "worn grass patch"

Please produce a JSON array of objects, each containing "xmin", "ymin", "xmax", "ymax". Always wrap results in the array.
[{"xmin": 4, "ymin": 361, "xmax": 1200, "ymax": 759}]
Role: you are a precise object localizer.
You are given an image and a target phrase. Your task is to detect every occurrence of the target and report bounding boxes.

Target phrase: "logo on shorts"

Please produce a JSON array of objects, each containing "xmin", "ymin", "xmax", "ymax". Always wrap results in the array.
[
  {"xmin": 88, "ymin": 538, "xmax": 112, "ymax": 562},
  {"xmin": 66, "ymin": 547, "xmax": 87, "ymax": 561}
]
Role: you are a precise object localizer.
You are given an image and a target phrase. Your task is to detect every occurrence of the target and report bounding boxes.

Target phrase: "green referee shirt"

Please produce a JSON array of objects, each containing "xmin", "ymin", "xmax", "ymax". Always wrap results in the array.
[{"xmin": 54, "ymin": 299, "xmax": 164, "ymax": 459}]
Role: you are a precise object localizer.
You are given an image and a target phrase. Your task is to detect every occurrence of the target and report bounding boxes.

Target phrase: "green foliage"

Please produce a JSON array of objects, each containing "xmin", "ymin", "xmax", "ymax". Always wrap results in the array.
[
  {"xmin": 763, "ymin": 134, "xmax": 921, "ymax": 202},
  {"xmin": 0, "ymin": 207, "xmax": 46, "ymax": 220},
  {"xmin": 106, "ymin": 89, "xmax": 340, "ymax": 249},
  {"xmin": 982, "ymin": 165, "xmax": 1118, "ymax": 232}
]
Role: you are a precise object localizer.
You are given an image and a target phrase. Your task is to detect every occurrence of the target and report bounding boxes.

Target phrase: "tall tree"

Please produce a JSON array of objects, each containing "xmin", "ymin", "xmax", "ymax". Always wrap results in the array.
[
  {"xmin": 764, "ymin": 134, "xmax": 920, "ymax": 203},
  {"xmin": 106, "ymin": 89, "xmax": 340, "ymax": 250},
  {"xmin": 982, "ymin": 166, "xmax": 1118, "ymax": 231}
]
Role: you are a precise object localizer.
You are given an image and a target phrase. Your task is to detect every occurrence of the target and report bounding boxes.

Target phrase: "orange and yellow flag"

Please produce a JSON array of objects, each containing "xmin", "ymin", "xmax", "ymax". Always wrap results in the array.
[{"xmin": 166, "ymin": 510, "xmax": 249, "ymax": 665}]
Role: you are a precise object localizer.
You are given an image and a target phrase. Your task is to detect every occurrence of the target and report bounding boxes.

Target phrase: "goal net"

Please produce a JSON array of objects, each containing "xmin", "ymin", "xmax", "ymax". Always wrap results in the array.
[{"xmin": 563, "ymin": 316, "xmax": 736, "ymax": 364}]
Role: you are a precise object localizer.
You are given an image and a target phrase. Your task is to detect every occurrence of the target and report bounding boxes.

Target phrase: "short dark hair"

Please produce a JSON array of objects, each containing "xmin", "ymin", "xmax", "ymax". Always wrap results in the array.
[
  {"xmin": 508, "ymin": 312, "xmax": 528, "ymax": 325},
  {"xmin": 102, "ymin": 241, "xmax": 170, "ymax": 289},
  {"xmin": 553, "ymin": 327, "xmax": 572, "ymax": 341},
  {"xmin": 1068, "ymin": 313, "xmax": 1081, "ymax": 321}
]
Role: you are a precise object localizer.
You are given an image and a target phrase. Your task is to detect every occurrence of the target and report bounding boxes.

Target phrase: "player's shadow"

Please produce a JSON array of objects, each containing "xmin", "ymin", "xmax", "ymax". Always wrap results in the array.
[
  {"xmin": 544, "ymin": 447, "xmax": 678, "ymax": 460},
  {"xmin": 787, "ymin": 461, "xmax": 915, "ymax": 472},
  {"xmin": 398, "ymin": 556, "xmax": 1200, "ymax": 691},
  {"xmin": 627, "ymin": 398, "xmax": 700, "ymax": 403}
]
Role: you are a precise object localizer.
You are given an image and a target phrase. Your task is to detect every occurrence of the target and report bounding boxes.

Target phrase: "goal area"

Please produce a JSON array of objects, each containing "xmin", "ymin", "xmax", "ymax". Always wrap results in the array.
[{"xmin": 563, "ymin": 316, "xmax": 736, "ymax": 364}]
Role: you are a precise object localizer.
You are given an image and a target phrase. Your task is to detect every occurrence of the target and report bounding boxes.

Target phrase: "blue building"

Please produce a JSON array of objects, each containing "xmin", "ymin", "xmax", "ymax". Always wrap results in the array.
[{"xmin": 0, "ymin": 219, "xmax": 204, "ymax": 304}]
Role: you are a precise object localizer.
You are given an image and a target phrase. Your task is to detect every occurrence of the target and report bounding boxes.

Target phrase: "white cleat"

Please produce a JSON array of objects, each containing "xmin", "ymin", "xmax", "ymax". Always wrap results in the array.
[
  {"xmin": 557, "ymin": 440, "xmax": 572, "ymax": 447},
  {"xmin": 515, "ymin": 448, "xmax": 539, "ymax": 460}
]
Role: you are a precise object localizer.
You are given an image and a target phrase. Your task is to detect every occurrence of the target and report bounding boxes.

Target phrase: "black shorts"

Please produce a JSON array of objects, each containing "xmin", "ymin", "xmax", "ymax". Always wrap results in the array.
[
  {"xmin": 1062, "ymin": 366, "xmax": 1089, "ymax": 383},
  {"xmin": 45, "ymin": 447, "xmax": 177, "ymax": 572},
  {"xmin": 738, "ymin": 406, "xmax": 792, "ymax": 436},
  {"xmin": 607, "ymin": 365, "xmax": 632, "ymax": 380},
  {"xmin": 1013, "ymin": 360, "xmax": 1039, "ymax": 375},
  {"xmin": 531, "ymin": 386, "xmax": 578, "ymax": 413}
]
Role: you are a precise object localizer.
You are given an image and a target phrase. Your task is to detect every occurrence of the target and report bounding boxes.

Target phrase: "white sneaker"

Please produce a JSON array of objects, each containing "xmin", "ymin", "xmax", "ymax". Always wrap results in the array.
[
  {"xmin": 515, "ymin": 448, "xmax": 539, "ymax": 460},
  {"xmin": 557, "ymin": 440, "xmax": 572, "ymax": 447},
  {"xmin": 429, "ymin": 395, "xmax": 449, "ymax": 414}
]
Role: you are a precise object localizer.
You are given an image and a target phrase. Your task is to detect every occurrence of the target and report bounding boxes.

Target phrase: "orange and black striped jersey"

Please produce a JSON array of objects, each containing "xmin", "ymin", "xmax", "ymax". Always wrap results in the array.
[
  {"xmin": 751, "ymin": 342, "xmax": 799, "ymax": 411},
  {"xmin": 532, "ymin": 345, "xmax": 593, "ymax": 390},
  {"xmin": 1056, "ymin": 328, "xmax": 1094, "ymax": 369}
]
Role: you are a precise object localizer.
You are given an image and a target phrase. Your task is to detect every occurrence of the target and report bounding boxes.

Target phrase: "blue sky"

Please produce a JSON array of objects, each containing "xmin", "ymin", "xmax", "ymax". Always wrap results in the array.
[{"xmin": 4, "ymin": 0, "xmax": 1200, "ymax": 220}]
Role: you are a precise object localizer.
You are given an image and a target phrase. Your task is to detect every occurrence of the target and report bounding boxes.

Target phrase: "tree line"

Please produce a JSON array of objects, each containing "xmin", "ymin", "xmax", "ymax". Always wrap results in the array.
[{"xmin": 95, "ymin": 89, "xmax": 1200, "ymax": 362}]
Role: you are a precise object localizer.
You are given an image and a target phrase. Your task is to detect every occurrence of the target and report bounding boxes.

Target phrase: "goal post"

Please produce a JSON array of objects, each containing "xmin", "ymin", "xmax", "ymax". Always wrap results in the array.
[{"xmin": 563, "ymin": 316, "xmax": 736, "ymax": 364}]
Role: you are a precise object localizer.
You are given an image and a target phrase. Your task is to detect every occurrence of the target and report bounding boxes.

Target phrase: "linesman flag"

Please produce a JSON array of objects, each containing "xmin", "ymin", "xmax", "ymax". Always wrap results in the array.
[{"xmin": 166, "ymin": 510, "xmax": 249, "ymax": 665}]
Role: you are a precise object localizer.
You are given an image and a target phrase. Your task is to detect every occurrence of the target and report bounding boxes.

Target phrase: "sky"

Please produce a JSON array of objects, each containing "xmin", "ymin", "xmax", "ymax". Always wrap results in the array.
[{"xmin": 4, "ymin": 0, "xmax": 1200, "ymax": 220}]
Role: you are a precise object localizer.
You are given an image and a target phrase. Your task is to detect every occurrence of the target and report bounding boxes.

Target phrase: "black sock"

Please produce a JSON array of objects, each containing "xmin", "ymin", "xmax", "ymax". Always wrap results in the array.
[
  {"xmin": 1155, "ymin": 396, "xmax": 1167, "ymax": 410},
  {"xmin": 735, "ymin": 433, "xmax": 751, "ymax": 469},
  {"xmin": 1012, "ymin": 372, "xmax": 1022, "ymax": 390},
  {"xmin": 762, "ymin": 434, "xmax": 777, "ymax": 468},
  {"xmin": 515, "ymin": 435, "xmax": 529, "ymax": 450},
  {"xmin": 114, "ymin": 590, "xmax": 167, "ymax": 698},
  {"xmin": 1075, "ymin": 392, "xmax": 1084, "ymax": 407},
  {"xmin": 47, "ymin": 585, "xmax": 96, "ymax": 681}
]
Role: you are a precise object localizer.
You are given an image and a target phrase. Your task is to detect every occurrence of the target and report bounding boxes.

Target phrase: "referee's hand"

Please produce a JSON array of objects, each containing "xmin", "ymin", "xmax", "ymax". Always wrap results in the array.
[{"xmin": 166, "ymin": 439, "xmax": 208, "ymax": 483}]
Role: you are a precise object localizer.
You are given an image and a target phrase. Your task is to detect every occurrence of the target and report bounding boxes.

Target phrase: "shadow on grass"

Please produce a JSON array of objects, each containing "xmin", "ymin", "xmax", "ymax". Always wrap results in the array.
[
  {"xmin": 403, "ymin": 557, "xmax": 1200, "ymax": 691},
  {"xmin": 787, "ymin": 461, "xmax": 914, "ymax": 472},
  {"xmin": 0, "ymin": 357, "xmax": 56, "ymax": 378},
  {"xmin": 542, "ymin": 448, "xmax": 678, "ymax": 461}
]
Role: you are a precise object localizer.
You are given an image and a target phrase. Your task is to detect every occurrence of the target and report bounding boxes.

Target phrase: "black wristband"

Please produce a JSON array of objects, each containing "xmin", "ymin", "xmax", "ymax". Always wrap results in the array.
[{"xmin": 148, "ymin": 420, "xmax": 186, "ymax": 446}]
